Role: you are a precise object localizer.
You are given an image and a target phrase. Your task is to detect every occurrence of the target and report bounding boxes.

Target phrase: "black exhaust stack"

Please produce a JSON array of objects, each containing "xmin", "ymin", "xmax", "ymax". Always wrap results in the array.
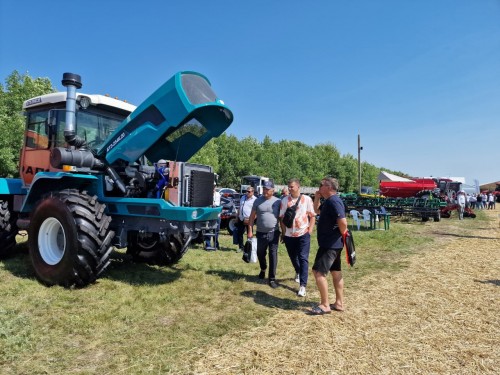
[{"xmin": 61, "ymin": 73, "xmax": 85, "ymax": 147}]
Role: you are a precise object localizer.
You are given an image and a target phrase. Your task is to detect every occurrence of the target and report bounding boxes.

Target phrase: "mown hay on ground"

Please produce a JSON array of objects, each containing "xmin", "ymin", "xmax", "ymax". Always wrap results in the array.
[{"xmin": 176, "ymin": 209, "xmax": 499, "ymax": 374}]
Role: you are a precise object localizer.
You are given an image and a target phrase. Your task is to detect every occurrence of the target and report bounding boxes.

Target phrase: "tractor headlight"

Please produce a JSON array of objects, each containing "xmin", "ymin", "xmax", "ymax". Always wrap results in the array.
[{"xmin": 79, "ymin": 96, "xmax": 91, "ymax": 109}]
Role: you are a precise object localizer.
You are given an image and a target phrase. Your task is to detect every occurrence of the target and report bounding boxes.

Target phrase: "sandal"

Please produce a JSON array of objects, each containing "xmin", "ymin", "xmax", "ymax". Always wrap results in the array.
[
  {"xmin": 307, "ymin": 305, "xmax": 331, "ymax": 315},
  {"xmin": 330, "ymin": 304, "xmax": 344, "ymax": 312}
]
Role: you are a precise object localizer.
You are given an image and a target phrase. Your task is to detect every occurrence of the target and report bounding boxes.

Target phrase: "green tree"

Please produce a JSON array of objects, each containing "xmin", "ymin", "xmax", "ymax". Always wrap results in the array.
[{"xmin": 0, "ymin": 71, "xmax": 54, "ymax": 177}]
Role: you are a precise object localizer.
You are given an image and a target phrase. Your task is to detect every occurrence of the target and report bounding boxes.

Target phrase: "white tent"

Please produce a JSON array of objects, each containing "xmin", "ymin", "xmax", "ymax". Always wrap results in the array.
[{"xmin": 378, "ymin": 171, "xmax": 413, "ymax": 182}]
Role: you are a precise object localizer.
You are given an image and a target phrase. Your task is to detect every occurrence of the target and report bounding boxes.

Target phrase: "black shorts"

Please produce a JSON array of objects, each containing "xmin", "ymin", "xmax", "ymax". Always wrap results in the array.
[{"xmin": 312, "ymin": 247, "xmax": 342, "ymax": 275}]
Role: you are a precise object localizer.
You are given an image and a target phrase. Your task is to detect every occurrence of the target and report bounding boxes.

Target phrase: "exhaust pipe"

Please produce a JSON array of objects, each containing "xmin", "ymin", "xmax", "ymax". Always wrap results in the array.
[
  {"xmin": 61, "ymin": 73, "xmax": 85, "ymax": 147},
  {"xmin": 51, "ymin": 72, "xmax": 127, "ymax": 194}
]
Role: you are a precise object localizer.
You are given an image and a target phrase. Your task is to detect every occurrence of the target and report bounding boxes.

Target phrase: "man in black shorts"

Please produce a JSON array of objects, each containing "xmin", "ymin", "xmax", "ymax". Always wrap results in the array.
[{"xmin": 309, "ymin": 177, "xmax": 348, "ymax": 315}]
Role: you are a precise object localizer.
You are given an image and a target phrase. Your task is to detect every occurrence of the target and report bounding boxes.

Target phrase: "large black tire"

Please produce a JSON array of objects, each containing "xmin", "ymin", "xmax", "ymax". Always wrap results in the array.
[
  {"xmin": 28, "ymin": 190, "xmax": 114, "ymax": 287},
  {"xmin": 127, "ymin": 231, "xmax": 185, "ymax": 266},
  {"xmin": 0, "ymin": 199, "xmax": 18, "ymax": 257},
  {"xmin": 434, "ymin": 210, "xmax": 441, "ymax": 222}
]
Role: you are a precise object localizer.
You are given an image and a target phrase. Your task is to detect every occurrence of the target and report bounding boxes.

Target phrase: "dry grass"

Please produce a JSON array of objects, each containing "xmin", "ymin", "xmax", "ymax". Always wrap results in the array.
[{"xmin": 175, "ymin": 209, "xmax": 500, "ymax": 374}]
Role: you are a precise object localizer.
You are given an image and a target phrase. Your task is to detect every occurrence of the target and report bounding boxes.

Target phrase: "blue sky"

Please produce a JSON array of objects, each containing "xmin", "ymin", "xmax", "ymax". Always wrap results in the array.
[{"xmin": 1, "ymin": 0, "xmax": 499, "ymax": 186}]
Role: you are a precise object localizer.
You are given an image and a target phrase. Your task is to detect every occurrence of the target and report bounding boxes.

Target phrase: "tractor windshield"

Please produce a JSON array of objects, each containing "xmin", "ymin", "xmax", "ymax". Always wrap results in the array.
[
  {"xmin": 51, "ymin": 108, "xmax": 127, "ymax": 150},
  {"xmin": 75, "ymin": 109, "xmax": 125, "ymax": 150}
]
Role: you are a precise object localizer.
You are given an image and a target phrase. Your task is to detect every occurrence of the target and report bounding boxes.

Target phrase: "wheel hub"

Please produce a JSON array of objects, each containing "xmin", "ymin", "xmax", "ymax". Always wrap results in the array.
[{"xmin": 38, "ymin": 217, "xmax": 66, "ymax": 265}]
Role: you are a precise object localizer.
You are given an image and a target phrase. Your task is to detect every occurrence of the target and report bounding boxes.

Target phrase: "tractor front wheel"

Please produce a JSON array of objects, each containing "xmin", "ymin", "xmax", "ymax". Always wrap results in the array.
[{"xmin": 28, "ymin": 190, "xmax": 114, "ymax": 287}]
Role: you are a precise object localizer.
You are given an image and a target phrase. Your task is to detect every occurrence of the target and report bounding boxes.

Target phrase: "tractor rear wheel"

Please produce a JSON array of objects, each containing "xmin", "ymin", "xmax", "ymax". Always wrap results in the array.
[
  {"xmin": 127, "ymin": 232, "xmax": 185, "ymax": 266},
  {"xmin": 28, "ymin": 189, "xmax": 114, "ymax": 287},
  {"xmin": 0, "ymin": 199, "xmax": 18, "ymax": 257}
]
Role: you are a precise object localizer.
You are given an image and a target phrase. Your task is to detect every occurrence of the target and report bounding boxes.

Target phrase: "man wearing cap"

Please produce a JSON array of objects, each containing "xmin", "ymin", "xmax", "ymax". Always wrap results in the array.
[{"xmin": 248, "ymin": 181, "xmax": 281, "ymax": 288}]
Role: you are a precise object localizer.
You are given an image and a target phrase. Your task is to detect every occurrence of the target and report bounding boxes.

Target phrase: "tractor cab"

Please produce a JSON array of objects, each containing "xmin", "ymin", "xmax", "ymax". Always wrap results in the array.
[{"xmin": 20, "ymin": 93, "xmax": 135, "ymax": 186}]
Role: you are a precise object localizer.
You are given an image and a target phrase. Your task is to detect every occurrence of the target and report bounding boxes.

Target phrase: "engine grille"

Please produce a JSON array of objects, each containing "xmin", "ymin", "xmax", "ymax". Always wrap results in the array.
[{"xmin": 188, "ymin": 170, "xmax": 214, "ymax": 207}]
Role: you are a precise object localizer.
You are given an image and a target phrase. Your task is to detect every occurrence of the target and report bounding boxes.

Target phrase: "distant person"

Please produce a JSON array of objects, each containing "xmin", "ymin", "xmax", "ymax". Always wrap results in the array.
[
  {"xmin": 280, "ymin": 178, "xmax": 316, "ymax": 297},
  {"xmin": 205, "ymin": 185, "xmax": 221, "ymax": 249},
  {"xmin": 476, "ymin": 193, "xmax": 482, "ymax": 210},
  {"xmin": 236, "ymin": 187, "xmax": 257, "ymax": 252},
  {"xmin": 488, "ymin": 193, "xmax": 495, "ymax": 210},
  {"xmin": 308, "ymin": 177, "xmax": 348, "ymax": 315},
  {"xmin": 457, "ymin": 191, "xmax": 467, "ymax": 220},
  {"xmin": 468, "ymin": 194, "xmax": 476, "ymax": 209},
  {"xmin": 280, "ymin": 186, "xmax": 289, "ymax": 199},
  {"xmin": 481, "ymin": 192, "xmax": 488, "ymax": 209},
  {"xmin": 248, "ymin": 181, "xmax": 281, "ymax": 288}
]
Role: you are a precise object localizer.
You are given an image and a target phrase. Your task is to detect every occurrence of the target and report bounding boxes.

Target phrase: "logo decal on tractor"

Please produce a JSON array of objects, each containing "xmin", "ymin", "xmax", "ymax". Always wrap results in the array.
[
  {"xmin": 25, "ymin": 97, "xmax": 42, "ymax": 107},
  {"xmin": 106, "ymin": 132, "xmax": 126, "ymax": 153}
]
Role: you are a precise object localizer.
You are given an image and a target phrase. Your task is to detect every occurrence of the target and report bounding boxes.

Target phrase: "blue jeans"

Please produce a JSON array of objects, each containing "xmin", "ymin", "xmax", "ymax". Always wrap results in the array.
[
  {"xmin": 284, "ymin": 233, "xmax": 311, "ymax": 287},
  {"xmin": 256, "ymin": 229, "xmax": 280, "ymax": 281}
]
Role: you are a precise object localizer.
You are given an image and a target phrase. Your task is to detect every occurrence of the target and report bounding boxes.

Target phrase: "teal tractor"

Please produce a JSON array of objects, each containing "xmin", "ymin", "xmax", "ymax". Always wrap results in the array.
[{"xmin": 0, "ymin": 72, "xmax": 233, "ymax": 287}]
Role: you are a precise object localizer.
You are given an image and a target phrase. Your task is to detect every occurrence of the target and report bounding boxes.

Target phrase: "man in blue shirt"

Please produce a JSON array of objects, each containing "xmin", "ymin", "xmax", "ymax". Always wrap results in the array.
[{"xmin": 309, "ymin": 177, "xmax": 348, "ymax": 315}]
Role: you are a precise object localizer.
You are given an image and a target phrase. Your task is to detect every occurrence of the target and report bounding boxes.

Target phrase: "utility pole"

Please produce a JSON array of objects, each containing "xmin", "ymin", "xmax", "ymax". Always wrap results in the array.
[{"xmin": 358, "ymin": 134, "xmax": 363, "ymax": 194}]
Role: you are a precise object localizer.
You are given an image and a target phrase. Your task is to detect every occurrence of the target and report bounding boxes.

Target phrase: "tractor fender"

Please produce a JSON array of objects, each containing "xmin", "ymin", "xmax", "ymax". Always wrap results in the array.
[
  {"xmin": 0, "ymin": 178, "xmax": 25, "ymax": 195},
  {"xmin": 20, "ymin": 172, "xmax": 99, "ymax": 213}
]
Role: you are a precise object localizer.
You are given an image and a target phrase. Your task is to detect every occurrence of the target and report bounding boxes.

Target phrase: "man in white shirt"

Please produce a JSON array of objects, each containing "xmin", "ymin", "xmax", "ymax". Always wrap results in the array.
[
  {"xmin": 457, "ymin": 191, "xmax": 467, "ymax": 220},
  {"xmin": 236, "ymin": 187, "xmax": 257, "ymax": 252},
  {"xmin": 205, "ymin": 186, "xmax": 222, "ymax": 250}
]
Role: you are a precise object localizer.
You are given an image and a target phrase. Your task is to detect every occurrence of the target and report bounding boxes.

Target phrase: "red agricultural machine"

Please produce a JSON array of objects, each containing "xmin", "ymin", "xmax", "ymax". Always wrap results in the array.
[{"xmin": 379, "ymin": 177, "xmax": 477, "ymax": 219}]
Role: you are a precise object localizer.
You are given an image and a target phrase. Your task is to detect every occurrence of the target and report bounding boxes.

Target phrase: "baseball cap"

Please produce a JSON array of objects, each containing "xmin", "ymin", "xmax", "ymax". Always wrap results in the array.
[{"xmin": 263, "ymin": 181, "xmax": 274, "ymax": 189}]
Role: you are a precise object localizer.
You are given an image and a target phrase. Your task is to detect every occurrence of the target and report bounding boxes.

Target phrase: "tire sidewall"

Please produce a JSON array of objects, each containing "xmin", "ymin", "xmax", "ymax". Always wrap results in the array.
[{"xmin": 28, "ymin": 196, "xmax": 79, "ymax": 285}]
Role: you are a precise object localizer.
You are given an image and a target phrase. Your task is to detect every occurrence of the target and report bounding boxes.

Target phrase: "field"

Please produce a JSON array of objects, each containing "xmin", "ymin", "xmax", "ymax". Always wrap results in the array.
[{"xmin": 1, "ymin": 208, "xmax": 498, "ymax": 374}]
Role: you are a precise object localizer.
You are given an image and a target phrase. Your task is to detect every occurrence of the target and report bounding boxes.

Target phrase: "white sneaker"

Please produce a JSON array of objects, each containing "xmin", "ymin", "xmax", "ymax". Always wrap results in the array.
[
  {"xmin": 294, "ymin": 273, "xmax": 300, "ymax": 283},
  {"xmin": 297, "ymin": 286, "xmax": 306, "ymax": 297}
]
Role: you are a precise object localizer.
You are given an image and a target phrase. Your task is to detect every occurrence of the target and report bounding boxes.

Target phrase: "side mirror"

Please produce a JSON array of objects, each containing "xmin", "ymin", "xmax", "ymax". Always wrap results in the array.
[{"xmin": 45, "ymin": 112, "xmax": 57, "ymax": 136}]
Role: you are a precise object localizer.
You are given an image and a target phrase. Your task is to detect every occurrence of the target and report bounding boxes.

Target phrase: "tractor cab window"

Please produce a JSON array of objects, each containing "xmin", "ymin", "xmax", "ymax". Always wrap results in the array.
[
  {"xmin": 25, "ymin": 110, "xmax": 50, "ymax": 149},
  {"xmin": 75, "ymin": 110, "xmax": 124, "ymax": 150},
  {"xmin": 53, "ymin": 108, "xmax": 126, "ymax": 150}
]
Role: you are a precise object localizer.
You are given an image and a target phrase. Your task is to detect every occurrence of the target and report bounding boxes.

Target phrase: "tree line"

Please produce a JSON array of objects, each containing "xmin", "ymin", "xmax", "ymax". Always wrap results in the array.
[{"xmin": 0, "ymin": 71, "xmax": 407, "ymax": 192}]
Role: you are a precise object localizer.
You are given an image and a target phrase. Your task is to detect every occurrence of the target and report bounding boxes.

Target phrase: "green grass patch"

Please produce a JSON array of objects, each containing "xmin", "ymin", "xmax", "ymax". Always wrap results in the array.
[{"xmin": 0, "ymin": 213, "xmax": 491, "ymax": 374}]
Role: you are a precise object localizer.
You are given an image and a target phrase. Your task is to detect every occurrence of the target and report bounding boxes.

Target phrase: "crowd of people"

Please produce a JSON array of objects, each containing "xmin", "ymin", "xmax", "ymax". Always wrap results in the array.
[
  {"xmin": 208, "ymin": 179, "xmax": 497, "ymax": 314},
  {"xmin": 466, "ymin": 192, "xmax": 496, "ymax": 210},
  {"xmin": 236, "ymin": 177, "xmax": 347, "ymax": 315}
]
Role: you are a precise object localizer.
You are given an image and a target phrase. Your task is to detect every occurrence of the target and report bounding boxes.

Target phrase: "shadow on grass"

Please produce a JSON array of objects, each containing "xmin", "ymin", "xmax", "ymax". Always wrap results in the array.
[
  {"xmin": 474, "ymin": 279, "xmax": 500, "ymax": 287},
  {"xmin": 102, "ymin": 252, "xmax": 182, "ymax": 285},
  {"xmin": 1, "ymin": 244, "xmax": 182, "ymax": 286},
  {"xmin": 432, "ymin": 232, "xmax": 498, "ymax": 240},
  {"xmin": 0, "ymin": 246, "xmax": 36, "ymax": 280},
  {"xmin": 206, "ymin": 269, "xmax": 312, "ymax": 311},
  {"xmin": 206, "ymin": 268, "xmax": 259, "ymax": 283},
  {"xmin": 240, "ymin": 290, "xmax": 311, "ymax": 311}
]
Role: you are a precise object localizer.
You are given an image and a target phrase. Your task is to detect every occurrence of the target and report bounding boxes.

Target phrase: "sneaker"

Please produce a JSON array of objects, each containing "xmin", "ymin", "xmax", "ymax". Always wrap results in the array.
[
  {"xmin": 269, "ymin": 280, "xmax": 279, "ymax": 289},
  {"xmin": 258, "ymin": 270, "xmax": 265, "ymax": 279},
  {"xmin": 294, "ymin": 273, "xmax": 300, "ymax": 283},
  {"xmin": 297, "ymin": 286, "xmax": 306, "ymax": 297}
]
